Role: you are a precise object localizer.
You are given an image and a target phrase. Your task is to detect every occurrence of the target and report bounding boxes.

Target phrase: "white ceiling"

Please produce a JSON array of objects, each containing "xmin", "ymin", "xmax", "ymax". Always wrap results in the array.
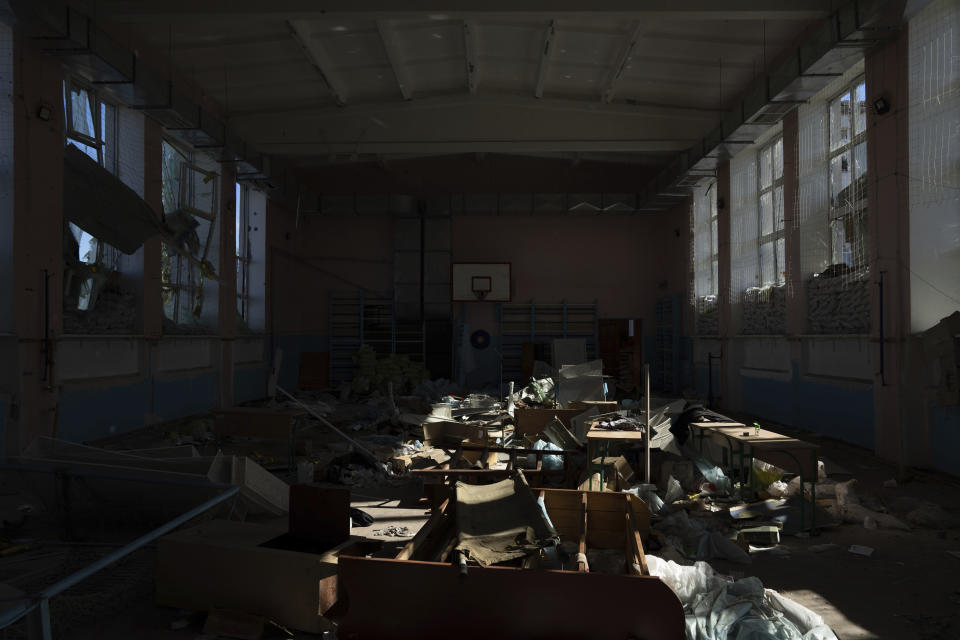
[{"xmin": 89, "ymin": 1, "xmax": 827, "ymax": 166}]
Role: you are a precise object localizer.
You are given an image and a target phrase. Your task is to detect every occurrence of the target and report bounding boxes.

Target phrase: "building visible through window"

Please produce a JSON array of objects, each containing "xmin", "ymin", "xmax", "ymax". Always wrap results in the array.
[
  {"xmin": 757, "ymin": 136, "xmax": 785, "ymax": 286},
  {"xmin": 828, "ymin": 78, "xmax": 868, "ymax": 268},
  {"xmin": 692, "ymin": 180, "xmax": 719, "ymax": 334}
]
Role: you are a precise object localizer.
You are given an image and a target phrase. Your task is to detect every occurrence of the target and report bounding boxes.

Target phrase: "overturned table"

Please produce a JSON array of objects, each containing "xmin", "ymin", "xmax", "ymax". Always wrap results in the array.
[{"xmin": 690, "ymin": 422, "xmax": 821, "ymax": 531}]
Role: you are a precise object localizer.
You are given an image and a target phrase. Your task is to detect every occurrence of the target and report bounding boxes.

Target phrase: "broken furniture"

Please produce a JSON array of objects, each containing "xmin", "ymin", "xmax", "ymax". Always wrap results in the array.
[
  {"xmin": 411, "ymin": 444, "xmax": 581, "ymax": 507},
  {"xmin": 156, "ymin": 485, "xmax": 374, "ymax": 634},
  {"xmin": 335, "ymin": 478, "xmax": 683, "ymax": 640},
  {"xmin": 514, "ymin": 407, "xmax": 584, "ymax": 436},
  {"xmin": 213, "ymin": 406, "xmax": 307, "ymax": 474},
  {"xmin": 691, "ymin": 421, "xmax": 821, "ymax": 530},
  {"xmin": 585, "ymin": 419, "xmax": 647, "ymax": 491}
]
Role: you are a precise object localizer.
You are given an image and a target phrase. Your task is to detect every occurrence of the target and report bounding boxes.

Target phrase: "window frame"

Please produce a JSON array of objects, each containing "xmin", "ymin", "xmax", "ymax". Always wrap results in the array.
[
  {"xmin": 160, "ymin": 137, "xmax": 220, "ymax": 329},
  {"xmin": 63, "ymin": 78, "xmax": 121, "ymax": 275},
  {"xmin": 235, "ymin": 182, "xmax": 251, "ymax": 323},
  {"xmin": 64, "ymin": 78, "xmax": 118, "ymax": 173},
  {"xmin": 756, "ymin": 135, "xmax": 785, "ymax": 286},
  {"xmin": 827, "ymin": 75, "xmax": 868, "ymax": 268}
]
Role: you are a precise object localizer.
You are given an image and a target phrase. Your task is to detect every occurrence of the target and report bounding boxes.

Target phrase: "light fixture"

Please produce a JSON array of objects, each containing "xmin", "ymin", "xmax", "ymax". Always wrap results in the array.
[{"xmin": 873, "ymin": 96, "xmax": 890, "ymax": 115}]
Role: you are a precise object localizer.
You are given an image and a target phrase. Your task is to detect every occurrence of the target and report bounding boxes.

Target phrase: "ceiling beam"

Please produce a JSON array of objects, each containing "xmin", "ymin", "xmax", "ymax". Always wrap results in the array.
[
  {"xmin": 92, "ymin": 0, "xmax": 830, "ymax": 21},
  {"xmin": 228, "ymin": 92, "xmax": 722, "ymax": 122},
  {"xmin": 463, "ymin": 20, "xmax": 479, "ymax": 94},
  {"xmin": 601, "ymin": 22, "xmax": 644, "ymax": 104},
  {"xmin": 252, "ymin": 138, "xmax": 694, "ymax": 155},
  {"xmin": 534, "ymin": 19, "xmax": 556, "ymax": 99},
  {"xmin": 287, "ymin": 20, "xmax": 349, "ymax": 106},
  {"xmin": 376, "ymin": 20, "xmax": 413, "ymax": 100}
]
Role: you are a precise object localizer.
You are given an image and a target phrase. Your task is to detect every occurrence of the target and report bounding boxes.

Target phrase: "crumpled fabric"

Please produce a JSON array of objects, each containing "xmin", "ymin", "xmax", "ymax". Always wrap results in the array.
[
  {"xmin": 647, "ymin": 555, "xmax": 838, "ymax": 640},
  {"xmin": 656, "ymin": 510, "xmax": 751, "ymax": 564}
]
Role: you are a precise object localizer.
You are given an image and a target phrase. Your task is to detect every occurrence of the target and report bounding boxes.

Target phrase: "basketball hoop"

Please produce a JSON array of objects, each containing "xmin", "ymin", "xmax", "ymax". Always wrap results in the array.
[{"xmin": 471, "ymin": 276, "xmax": 492, "ymax": 301}]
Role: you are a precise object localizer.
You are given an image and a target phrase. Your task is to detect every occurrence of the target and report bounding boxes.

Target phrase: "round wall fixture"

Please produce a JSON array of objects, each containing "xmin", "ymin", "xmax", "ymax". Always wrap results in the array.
[{"xmin": 470, "ymin": 329, "xmax": 491, "ymax": 350}]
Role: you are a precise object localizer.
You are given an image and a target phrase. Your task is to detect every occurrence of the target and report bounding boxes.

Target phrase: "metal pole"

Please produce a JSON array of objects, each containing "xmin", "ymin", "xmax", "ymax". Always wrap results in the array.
[
  {"xmin": 644, "ymin": 363, "xmax": 651, "ymax": 485},
  {"xmin": 275, "ymin": 385, "xmax": 380, "ymax": 464},
  {"xmin": 40, "ymin": 486, "xmax": 239, "ymax": 599}
]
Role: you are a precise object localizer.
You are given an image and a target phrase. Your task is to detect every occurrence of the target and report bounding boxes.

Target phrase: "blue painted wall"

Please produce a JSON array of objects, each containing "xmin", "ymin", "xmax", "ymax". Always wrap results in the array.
[
  {"xmin": 741, "ymin": 361, "xmax": 874, "ymax": 449},
  {"xmin": 235, "ymin": 366, "xmax": 268, "ymax": 403},
  {"xmin": 58, "ymin": 372, "xmax": 219, "ymax": 443},
  {"xmin": 155, "ymin": 373, "xmax": 218, "ymax": 422},
  {"xmin": 275, "ymin": 334, "xmax": 330, "ymax": 391},
  {"xmin": 930, "ymin": 405, "xmax": 960, "ymax": 476},
  {"xmin": 58, "ymin": 380, "xmax": 152, "ymax": 443}
]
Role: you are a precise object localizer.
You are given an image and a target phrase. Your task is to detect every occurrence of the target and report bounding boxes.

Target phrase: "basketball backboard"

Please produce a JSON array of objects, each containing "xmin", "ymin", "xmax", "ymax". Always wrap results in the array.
[{"xmin": 452, "ymin": 263, "xmax": 511, "ymax": 301}]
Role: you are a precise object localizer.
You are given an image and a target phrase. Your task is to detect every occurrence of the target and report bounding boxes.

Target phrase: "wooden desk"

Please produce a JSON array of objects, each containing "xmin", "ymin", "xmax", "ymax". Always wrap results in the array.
[
  {"xmin": 690, "ymin": 422, "xmax": 821, "ymax": 531},
  {"xmin": 585, "ymin": 424, "xmax": 646, "ymax": 491}
]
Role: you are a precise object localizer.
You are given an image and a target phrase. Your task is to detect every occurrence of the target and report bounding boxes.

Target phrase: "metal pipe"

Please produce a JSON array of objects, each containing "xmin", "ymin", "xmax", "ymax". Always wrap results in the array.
[
  {"xmin": 0, "ymin": 486, "xmax": 240, "ymax": 632},
  {"xmin": 275, "ymin": 385, "xmax": 380, "ymax": 464},
  {"xmin": 42, "ymin": 486, "xmax": 239, "ymax": 598},
  {"xmin": 644, "ymin": 363, "xmax": 651, "ymax": 485}
]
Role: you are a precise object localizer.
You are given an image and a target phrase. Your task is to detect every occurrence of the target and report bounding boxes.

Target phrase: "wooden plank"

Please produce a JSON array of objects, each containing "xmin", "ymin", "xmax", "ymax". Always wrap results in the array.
[
  {"xmin": 627, "ymin": 493, "xmax": 650, "ymax": 536},
  {"xmin": 627, "ymin": 499, "xmax": 649, "ymax": 575},
  {"xmin": 578, "ymin": 492, "xmax": 588, "ymax": 572},
  {"xmin": 397, "ymin": 499, "xmax": 449, "ymax": 561}
]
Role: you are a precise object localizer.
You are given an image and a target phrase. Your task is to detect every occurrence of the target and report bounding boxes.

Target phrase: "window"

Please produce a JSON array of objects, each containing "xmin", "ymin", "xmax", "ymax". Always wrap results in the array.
[
  {"xmin": 757, "ymin": 136, "xmax": 785, "ymax": 286},
  {"xmin": 828, "ymin": 78, "xmax": 868, "ymax": 268},
  {"xmin": 235, "ymin": 182, "xmax": 250, "ymax": 325},
  {"xmin": 693, "ymin": 180, "xmax": 720, "ymax": 334},
  {"xmin": 160, "ymin": 139, "xmax": 219, "ymax": 330},
  {"xmin": 62, "ymin": 80, "xmax": 120, "ymax": 311},
  {"xmin": 693, "ymin": 180, "xmax": 719, "ymax": 297}
]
